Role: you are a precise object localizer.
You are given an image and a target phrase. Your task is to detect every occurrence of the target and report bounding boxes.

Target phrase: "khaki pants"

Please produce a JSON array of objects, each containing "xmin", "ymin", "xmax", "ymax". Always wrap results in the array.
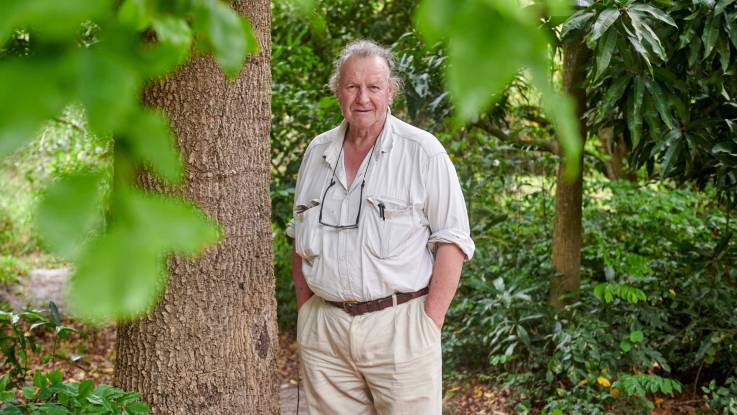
[{"xmin": 296, "ymin": 295, "xmax": 442, "ymax": 415}]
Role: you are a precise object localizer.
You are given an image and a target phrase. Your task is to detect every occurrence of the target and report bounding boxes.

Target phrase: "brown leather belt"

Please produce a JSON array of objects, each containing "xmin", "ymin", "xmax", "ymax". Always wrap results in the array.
[{"xmin": 326, "ymin": 287, "xmax": 429, "ymax": 316}]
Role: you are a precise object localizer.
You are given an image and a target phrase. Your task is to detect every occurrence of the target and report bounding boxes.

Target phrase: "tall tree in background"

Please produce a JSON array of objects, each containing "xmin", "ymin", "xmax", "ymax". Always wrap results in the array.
[
  {"xmin": 114, "ymin": 1, "xmax": 279, "ymax": 413},
  {"xmin": 549, "ymin": 40, "xmax": 590, "ymax": 308}
]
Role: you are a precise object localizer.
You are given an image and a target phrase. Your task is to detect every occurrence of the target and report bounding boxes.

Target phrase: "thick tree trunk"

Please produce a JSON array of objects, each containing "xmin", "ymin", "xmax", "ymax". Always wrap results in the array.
[
  {"xmin": 549, "ymin": 40, "xmax": 590, "ymax": 309},
  {"xmin": 114, "ymin": 2, "xmax": 278, "ymax": 414}
]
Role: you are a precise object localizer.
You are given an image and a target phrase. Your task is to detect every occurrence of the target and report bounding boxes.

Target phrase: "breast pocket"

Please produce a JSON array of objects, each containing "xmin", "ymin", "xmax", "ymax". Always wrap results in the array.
[
  {"xmin": 294, "ymin": 201, "xmax": 321, "ymax": 261},
  {"xmin": 365, "ymin": 196, "xmax": 416, "ymax": 259}
]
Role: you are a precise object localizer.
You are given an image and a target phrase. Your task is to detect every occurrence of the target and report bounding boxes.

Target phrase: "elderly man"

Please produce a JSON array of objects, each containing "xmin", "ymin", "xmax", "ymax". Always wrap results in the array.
[{"xmin": 286, "ymin": 39, "xmax": 474, "ymax": 414}]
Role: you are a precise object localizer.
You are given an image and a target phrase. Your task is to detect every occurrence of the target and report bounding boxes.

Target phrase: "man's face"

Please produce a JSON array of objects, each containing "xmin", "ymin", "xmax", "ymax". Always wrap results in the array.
[{"xmin": 336, "ymin": 55, "xmax": 395, "ymax": 132}]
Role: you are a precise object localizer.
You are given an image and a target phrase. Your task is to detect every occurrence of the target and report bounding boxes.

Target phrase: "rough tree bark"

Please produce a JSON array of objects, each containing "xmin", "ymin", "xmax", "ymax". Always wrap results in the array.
[
  {"xmin": 114, "ymin": 1, "xmax": 278, "ymax": 414},
  {"xmin": 549, "ymin": 40, "xmax": 590, "ymax": 309}
]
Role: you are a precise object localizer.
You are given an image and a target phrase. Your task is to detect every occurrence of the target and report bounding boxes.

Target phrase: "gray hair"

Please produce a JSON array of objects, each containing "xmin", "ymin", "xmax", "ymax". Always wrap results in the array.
[{"xmin": 328, "ymin": 40, "xmax": 402, "ymax": 94}]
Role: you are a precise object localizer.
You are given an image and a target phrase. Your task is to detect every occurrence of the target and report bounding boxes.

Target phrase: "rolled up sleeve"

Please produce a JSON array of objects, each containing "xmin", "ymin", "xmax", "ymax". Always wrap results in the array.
[{"xmin": 424, "ymin": 152, "xmax": 475, "ymax": 261}]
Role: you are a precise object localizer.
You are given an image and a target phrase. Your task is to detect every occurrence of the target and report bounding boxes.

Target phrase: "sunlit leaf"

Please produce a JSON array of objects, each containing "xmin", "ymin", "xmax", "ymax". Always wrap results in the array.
[{"xmin": 117, "ymin": 0, "xmax": 150, "ymax": 31}]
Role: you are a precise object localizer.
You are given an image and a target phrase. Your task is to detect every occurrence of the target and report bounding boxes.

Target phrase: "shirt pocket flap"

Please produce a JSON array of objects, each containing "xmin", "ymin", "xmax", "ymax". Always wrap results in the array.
[{"xmin": 367, "ymin": 196, "xmax": 412, "ymax": 219}]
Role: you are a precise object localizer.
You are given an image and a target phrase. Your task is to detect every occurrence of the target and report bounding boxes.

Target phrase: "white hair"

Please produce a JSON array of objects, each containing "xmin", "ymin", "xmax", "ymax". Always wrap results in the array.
[{"xmin": 328, "ymin": 39, "xmax": 402, "ymax": 94}]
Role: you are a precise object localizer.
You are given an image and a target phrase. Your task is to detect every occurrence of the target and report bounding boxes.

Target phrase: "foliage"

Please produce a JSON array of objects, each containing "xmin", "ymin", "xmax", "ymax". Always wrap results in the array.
[
  {"xmin": 412, "ymin": 0, "xmax": 583, "ymax": 178},
  {"xmin": 0, "ymin": 303, "xmax": 75, "ymax": 388},
  {"xmin": 0, "ymin": 303, "xmax": 150, "ymax": 414},
  {"xmin": 703, "ymin": 376, "xmax": 737, "ymax": 414},
  {"xmin": 0, "ymin": 0, "xmax": 262, "ymax": 322},
  {"xmin": 562, "ymin": 0, "xmax": 737, "ymax": 200},
  {"xmin": 442, "ymin": 174, "xmax": 737, "ymax": 412},
  {"xmin": 0, "ymin": 371, "xmax": 150, "ymax": 415}
]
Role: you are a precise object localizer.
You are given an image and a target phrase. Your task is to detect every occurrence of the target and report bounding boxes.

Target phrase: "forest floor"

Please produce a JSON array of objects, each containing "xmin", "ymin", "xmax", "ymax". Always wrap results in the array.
[{"xmin": 1, "ymin": 267, "xmax": 710, "ymax": 414}]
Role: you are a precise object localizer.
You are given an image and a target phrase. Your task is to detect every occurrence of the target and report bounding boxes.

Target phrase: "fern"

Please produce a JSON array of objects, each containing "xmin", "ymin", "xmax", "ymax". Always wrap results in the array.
[{"xmin": 593, "ymin": 283, "xmax": 647, "ymax": 304}]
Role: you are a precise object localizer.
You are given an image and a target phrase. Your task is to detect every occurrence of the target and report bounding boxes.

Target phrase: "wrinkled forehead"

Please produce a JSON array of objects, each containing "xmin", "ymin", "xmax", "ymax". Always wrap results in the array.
[{"xmin": 339, "ymin": 55, "xmax": 391, "ymax": 84}]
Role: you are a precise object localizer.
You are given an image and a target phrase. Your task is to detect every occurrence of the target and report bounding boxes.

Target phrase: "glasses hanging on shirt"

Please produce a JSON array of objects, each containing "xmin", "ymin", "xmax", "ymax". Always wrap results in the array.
[{"xmin": 318, "ymin": 136, "xmax": 377, "ymax": 229}]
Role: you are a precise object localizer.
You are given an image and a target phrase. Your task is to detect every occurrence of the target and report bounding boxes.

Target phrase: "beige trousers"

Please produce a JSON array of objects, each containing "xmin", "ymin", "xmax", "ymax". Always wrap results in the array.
[{"xmin": 296, "ymin": 295, "xmax": 442, "ymax": 415}]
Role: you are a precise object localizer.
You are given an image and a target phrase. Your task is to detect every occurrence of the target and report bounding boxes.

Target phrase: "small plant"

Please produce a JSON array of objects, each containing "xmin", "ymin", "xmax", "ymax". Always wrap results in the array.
[
  {"xmin": 0, "ymin": 371, "xmax": 150, "ymax": 414},
  {"xmin": 703, "ymin": 377, "xmax": 737, "ymax": 415},
  {"xmin": 0, "ymin": 303, "xmax": 76, "ymax": 387}
]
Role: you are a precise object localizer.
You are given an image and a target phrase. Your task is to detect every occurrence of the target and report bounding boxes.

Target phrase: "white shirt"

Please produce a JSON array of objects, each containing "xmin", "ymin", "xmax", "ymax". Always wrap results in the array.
[{"xmin": 287, "ymin": 113, "xmax": 474, "ymax": 302}]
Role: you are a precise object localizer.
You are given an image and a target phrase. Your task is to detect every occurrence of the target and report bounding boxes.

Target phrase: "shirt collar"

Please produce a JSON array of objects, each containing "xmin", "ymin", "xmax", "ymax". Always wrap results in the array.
[{"xmin": 322, "ymin": 109, "xmax": 395, "ymax": 167}]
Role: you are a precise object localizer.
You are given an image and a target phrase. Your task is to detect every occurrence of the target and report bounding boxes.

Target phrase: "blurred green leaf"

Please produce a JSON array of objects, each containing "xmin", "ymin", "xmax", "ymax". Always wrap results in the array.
[
  {"xmin": 0, "ymin": 55, "xmax": 75, "ymax": 157},
  {"xmin": 195, "ymin": 0, "xmax": 258, "ymax": 78},
  {"xmin": 36, "ymin": 171, "xmax": 104, "ymax": 260},
  {"xmin": 77, "ymin": 44, "xmax": 140, "ymax": 134},
  {"xmin": 69, "ymin": 190, "xmax": 220, "ymax": 322},
  {"xmin": 121, "ymin": 109, "xmax": 182, "ymax": 183},
  {"xmin": 152, "ymin": 16, "xmax": 193, "ymax": 67},
  {"xmin": 117, "ymin": 0, "xmax": 150, "ymax": 31},
  {"xmin": 0, "ymin": 0, "xmax": 112, "ymax": 41}
]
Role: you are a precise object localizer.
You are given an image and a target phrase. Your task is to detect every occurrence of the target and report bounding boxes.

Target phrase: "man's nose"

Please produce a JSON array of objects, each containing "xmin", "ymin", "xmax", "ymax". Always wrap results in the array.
[{"xmin": 357, "ymin": 87, "xmax": 370, "ymax": 103}]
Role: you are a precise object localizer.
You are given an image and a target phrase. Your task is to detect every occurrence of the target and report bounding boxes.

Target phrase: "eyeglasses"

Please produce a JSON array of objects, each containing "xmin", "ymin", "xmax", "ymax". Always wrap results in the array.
[{"xmin": 318, "ymin": 137, "xmax": 377, "ymax": 229}]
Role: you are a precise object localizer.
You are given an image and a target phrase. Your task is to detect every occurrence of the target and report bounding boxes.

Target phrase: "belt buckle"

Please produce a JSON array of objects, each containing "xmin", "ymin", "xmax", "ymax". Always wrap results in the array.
[{"xmin": 343, "ymin": 300, "xmax": 359, "ymax": 312}]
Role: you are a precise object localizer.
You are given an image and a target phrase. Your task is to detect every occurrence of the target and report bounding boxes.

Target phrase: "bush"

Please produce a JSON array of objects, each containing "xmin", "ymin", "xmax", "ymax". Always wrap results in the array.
[
  {"xmin": 442, "ymin": 176, "xmax": 737, "ymax": 412},
  {"xmin": 0, "ymin": 303, "xmax": 150, "ymax": 414}
]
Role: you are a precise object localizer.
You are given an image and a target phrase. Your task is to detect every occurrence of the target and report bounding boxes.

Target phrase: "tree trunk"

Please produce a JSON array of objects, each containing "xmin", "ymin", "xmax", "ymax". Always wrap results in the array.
[
  {"xmin": 598, "ymin": 126, "xmax": 635, "ymax": 181},
  {"xmin": 114, "ymin": 2, "xmax": 278, "ymax": 414},
  {"xmin": 549, "ymin": 40, "xmax": 590, "ymax": 309}
]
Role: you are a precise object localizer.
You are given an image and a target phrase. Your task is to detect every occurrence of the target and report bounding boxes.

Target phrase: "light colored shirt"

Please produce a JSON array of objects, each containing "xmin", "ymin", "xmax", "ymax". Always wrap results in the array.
[{"xmin": 287, "ymin": 113, "xmax": 474, "ymax": 302}]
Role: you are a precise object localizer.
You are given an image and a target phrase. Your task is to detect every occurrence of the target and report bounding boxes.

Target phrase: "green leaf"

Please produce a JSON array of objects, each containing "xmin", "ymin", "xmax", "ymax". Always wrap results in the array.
[
  {"xmin": 49, "ymin": 301, "xmax": 61, "ymax": 326},
  {"xmin": 69, "ymin": 190, "xmax": 221, "ymax": 322},
  {"xmin": 595, "ymin": 28, "xmax": 618, "ymax": 80},
  {"xmin": 69, "ymin": 226, "xmax": 166, "ymax": 322},
  {"xmin": 121, "ymin": 109, "xmax": 183, "ymax": 183},
  {"xmin": 644, "ymin": 79, "xmax": 674, "ymax": 129},
  {"xmin": 126, "ymin": 402, "xmax": 151, "ymax": 414},
  {"xmin": 22, "ymin": 386, "xmax": 36, "ymax": 400},
  {"xmin": 627, "ymin": 77, "xmax": 645, "ymax": 148},
  {"xmin": 717, "ymin": 36, "xmax": 731, "ymax": 73},
  {"xmin": 628, "ymin": 4, "xmax": 677, "ymax": 27},
  {"xmin": 591, "ymin": 9, "xmax": 620, "ymax": 41},
  {"xmin": 0, "ymin": 55, "xmax": 75, "ymax": 158},
  {"xmin": 620, "ymin": 339, "xmax": 632, "ymax": 352},
  {"xmin": 598, "ymin": 75, "xmax": 630, "ymax": 123},
  {"xmin": 702, "ymin": 13, "xmax": 720, "ymax": 58},
  {"xmin": 630, "ymin": 330, "xmax": 645, "ymax": 343},
  {"xmin": 117, "ymin": 0, "xmax": 150, "ymax": 31},
  {"xmin": 196, "ymin": 0, "xmax": 258, "ymax": 78},
  {"xmin": 152, "ymin": 16, "xmax": 193, "ymax": 68},
  {"xmin": 36, "ymin": 171, "xmax": 104, "ymax": 260},
  {"xmin": 629, "ymin": 11, "xmax": 667, "ymax": 61},
  {"xmin": 0, "ymin": 0, "xmax": 113, "ymax": 41},
  {"xmin": 560, "ymin": 10, "xmax": 596, "ymax": 39},
  {"xmin": 715, "ymin": 0, "xmax": 736, "ymax": 15},
  {"xmin": 77, "ymin": 43, "xmax": 141, "ymax": 134},
  {"xmin": 77, "ymin": 380, "xmax": 93, "ymax": 399},
  {"xmin": 626, "ymin": 33, "xmax": 653, "ymax": 75}
]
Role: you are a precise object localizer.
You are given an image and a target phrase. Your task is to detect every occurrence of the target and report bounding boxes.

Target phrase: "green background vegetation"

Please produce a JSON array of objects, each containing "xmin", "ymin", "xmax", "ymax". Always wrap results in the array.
[{"xmin": 2, "ymin": 0, "xmax": 737, "ymax": 413}]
